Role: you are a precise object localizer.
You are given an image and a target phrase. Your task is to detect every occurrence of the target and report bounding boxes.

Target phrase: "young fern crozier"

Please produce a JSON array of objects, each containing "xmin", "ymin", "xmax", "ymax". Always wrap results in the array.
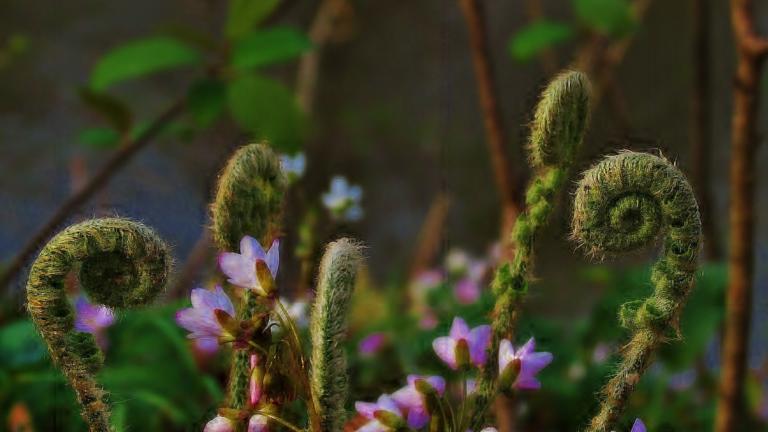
[
  {"xmin": 572, "ymin": 152, "xmax": 701, "ymax": 432},
  {"xmin": 310, "ymin": 239, "xmax": 363, "ymax": 432},
  {"xmin": 471, "ymin": 70, "xmax": 591, "ymax": 426},
  {"xmin": 210, "ymin": 142, "xmax": 287, "ymax": 410},
  {"xmin": 26, "ymin": 218, "xmax": 170, "ymax": 432}
]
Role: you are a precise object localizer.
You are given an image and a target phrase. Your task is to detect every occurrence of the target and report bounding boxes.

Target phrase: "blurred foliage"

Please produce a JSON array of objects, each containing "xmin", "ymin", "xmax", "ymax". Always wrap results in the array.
[
  {"xmin": 0, "ymin": 302, "xmax": 224, "ymax": 431},
  {"xmin": 76, "ymin": 0, "xmax": 310, "ymax": 152},
  {"xmin": 509, "ymin": 0, "xmax": 635, "ymax": 62}
]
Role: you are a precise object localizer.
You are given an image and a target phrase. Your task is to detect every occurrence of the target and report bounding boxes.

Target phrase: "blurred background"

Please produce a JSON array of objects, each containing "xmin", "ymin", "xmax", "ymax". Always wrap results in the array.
[{"xmin": 1, "ymin": 0, "xmax": 767, "ymax": 431}]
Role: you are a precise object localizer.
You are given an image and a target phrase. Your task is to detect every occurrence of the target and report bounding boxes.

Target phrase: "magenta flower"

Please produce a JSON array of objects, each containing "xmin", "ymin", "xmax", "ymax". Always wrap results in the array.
[
  {"xmin": 391, "ymin": 375, "xmax": 446, "ymax": 429},
  {"xmin": 631, "ymin": 419, "xmax": 646, "ymax": 432},
  {"xmin": 454, "ymin": 260, "xmax": 487, "ymax": 304},
  {"xmin": 358, "ymin": 332, "xmax": 387, "ymax": 357},
  {"xmin": 432, "ymin": 317, "xmax": 491, "ymax": 370},
  {"xmin": 219, "ymin": 235, "xmax": 279, "ymax": 295},
  {"xmin": 74, "ymin": 297, "xmax": 115, "ymax": 334},
  {"xmin": 498, "ymin": 338, "xmax": 553, "ymax": 390},
  {"xmin": 248, "ymin": 414, "xmax": 269, "ymax": 432},
  {"xmin": 175, "ymin": 286, "xmax": 235, "ymax": 350},
  {"xmin": 419, "ymin": 310, "xmax": 438, "ymax": 330},
  {"xmin": 204, "ymin": 415, "xmax": 234, "ymax": 432},
  {"xmin": 355, "ymin": 394, "xmax": 404, "ymax": 431}
]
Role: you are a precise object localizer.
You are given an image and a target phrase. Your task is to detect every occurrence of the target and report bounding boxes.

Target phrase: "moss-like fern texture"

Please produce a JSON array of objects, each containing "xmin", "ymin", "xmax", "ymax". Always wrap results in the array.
[
  {"xmin": 26, "ymin": 218, "xmax": 170, "ymax": 432},
  {"xmin": 310, "ymin": 239, "xmax": 363, "ymax": 432},
  {"xmin": 209, "ymin": 142, "xmax": 287, "ymax": 410},
  {"xmin": 471, "ymin": 70, "xmax": 591, "ymax": 427},
  {"xmin": 572, "ymin": 151, "xmax": 701, "ymax": 432}
]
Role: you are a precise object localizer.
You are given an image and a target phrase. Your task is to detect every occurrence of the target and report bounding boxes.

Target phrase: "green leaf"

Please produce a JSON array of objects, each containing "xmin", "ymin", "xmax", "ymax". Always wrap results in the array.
[
  {"xmin": 226, "ymin": 0, "xmax": 281, "ymax": 41},
  {"xmin": 0, "ymin": 320, "xmax": 46, "ymax": 369},
  {"xmin": 573, "ymin": 0, "xmax": 635, "ymax": 36},
  {"xmin": 90, "ymin": 37, "xmax": 202, "ymax": 90},
  {"xmin": 77, "ymin": 127, "xmax": 121, "ymax": 149},
  {"xmin": 232, "ymin": 27, "xmax": 312, "ymax": 70},
  {"xmin": 509, "ymin": 20, "xmax": 574, "ymax": 62},
  {"xmin": 78, "ymin": 87, "xmax": 133, "ymax": 131},
  {"xmin": 226, "ymin": 74, "xmax": 305, "ymax": 152},
  {"xmin": 187, "ymin": 78, "xmax": 226, "ymax": 127}
]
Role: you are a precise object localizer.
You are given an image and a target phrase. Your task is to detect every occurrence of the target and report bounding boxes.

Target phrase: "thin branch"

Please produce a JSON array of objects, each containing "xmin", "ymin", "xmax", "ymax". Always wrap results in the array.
[
  {"xmin": 408, "ymin": 193, "xmax": 451, "ymax": 280},
  {"xmin": 0, "ymin": 98, "xmax": 185, "ymax": 290},
  {"xmin": 458, "ymin": 0, "xmax": 523, "ymax": 260},
  {"xmin": 716, "ymin": 0, "xmax": 767, "ymax": 430},
  {"xmin": 691, "ymin": 0, "xmax": 721, "ymax": 259}
]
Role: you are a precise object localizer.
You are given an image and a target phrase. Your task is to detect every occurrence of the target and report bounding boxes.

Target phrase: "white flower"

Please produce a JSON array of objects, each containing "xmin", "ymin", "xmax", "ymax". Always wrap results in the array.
[
  {"xmin": 322, "ymin": 176, "xmax": 363, "ymax": 222},
  {"xmin": 280, "ymin": 153, "xmax": 306, "ymax": 180}
]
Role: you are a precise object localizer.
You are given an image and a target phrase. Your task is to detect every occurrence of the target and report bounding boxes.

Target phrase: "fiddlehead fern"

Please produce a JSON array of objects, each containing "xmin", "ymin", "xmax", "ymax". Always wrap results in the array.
[
  {"xmin": 26, "ymin": 218, "xmax": 170, "ymax": 432},
  {"xmin": 210, "ymin": 142, "xmax": 287, "ymax": 410},
  {"xmin": 309, "ymin": 238, "xmax": 363, "ymax": 432},
  {"xmin": 572, "ymin": 151, "xmax": 701, "ymax": 431},
  {"xmin": 471, "ymin": 70, "xmax": 591, "ymax": 426}
]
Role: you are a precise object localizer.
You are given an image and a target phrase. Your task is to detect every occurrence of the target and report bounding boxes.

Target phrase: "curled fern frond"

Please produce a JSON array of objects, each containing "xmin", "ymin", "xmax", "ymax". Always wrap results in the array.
[
  {"xmin": 471, "ymin": 70, "xmax": 591, "ymax": 428},
  {"xmin": 26, "ymin": 218, "xmax": 170, "ymax": 432},
  {"xmin": 572, "ymin": 151, "xmax": 701, "ymax": 432}
]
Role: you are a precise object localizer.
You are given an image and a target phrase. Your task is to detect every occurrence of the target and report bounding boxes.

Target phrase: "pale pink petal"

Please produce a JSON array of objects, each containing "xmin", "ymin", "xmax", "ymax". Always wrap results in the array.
[
  {"xmin": 204, "ymin": 415, "xmax": 234, "ymax": 432},
  {"xmin": 247, "ymin": 414, "xmax": 268, "ymax": 432},
  {"xmin": 499, "ymin": 339, "xmax": 514, "ymax": 372},
  {"xmin": 219, "ymin": 252, "xmax": 257, "ymax": 288},
  {"xmin": 355, "ymin": 402, "xmax": 379, "ymax": 419},
  {"xmin": 265, "ymin": 239, "xmax": 280, "ymax": 277},
  {"xmin": 433, "ymin": 337, "xmax": 458, "ymax": 369},
  {"xmin": 449, "ymin": 317, "xmax": 470, "ymax": 339},
  {"xmin": 240, "ymin": 235, "xmax": 266, "ymax": 260}
]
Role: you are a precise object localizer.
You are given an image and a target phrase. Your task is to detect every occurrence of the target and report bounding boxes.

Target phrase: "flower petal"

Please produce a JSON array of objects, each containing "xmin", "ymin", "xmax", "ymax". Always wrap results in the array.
[
  {"xmin": 406, "ymin": 406, "xmax": 430, "ymax": 429},
  {"xmin": 518, "ymin": 337, "xmax": 536, "ymax": 356},
  {"xmin": 240, "ymin": 235, "xmax": 266, "ymax": 260},
  {"xmin": 432, "ymin": 337, "xmax": 458, "ymax": 369},
  {"xmin": 521, "ymin": 352, "xmax": 553, "ymax": 376},
  {"xmin": 247, "ymin": 414, "xmax": 268, "ymax": 432},
  {"xmin": 630, "ymin": 419, "xmax": 646, "ymax": 432},
  {"xmin": 499, "ymin": 339, "xmax": 514, "ymax": 372},
  {"xmin": 355, "ymin": 402, "xmax": 379, "ymax": 419},
  {"xmin": 265, "ymin": 239, "xmax": 280, "ymax": 277},
  {"xmin": 449, "ymin": 317, "xmax": 470, "ymax": 340},
  {"xmin": 468, "ymin": 324, "xmax": 491, "ymax": 366},
  {"xmin": 219, "ymin": 253, "xmax": 257, "ymax": 288}
]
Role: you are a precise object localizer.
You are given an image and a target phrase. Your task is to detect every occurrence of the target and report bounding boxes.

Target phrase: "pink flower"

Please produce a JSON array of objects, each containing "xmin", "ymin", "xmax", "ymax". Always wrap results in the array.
[
  {"xmin": 358, "ymin": 333, "xmax": 387, "ymax": 357},
  {"xmin": 204, "ymin": 415, "xmax": 234, "ymax": 432},
  {"xmin": 432, "ymin": 317, "xmax": 491, "ymax": 370},
  {"xmin": 74, "ymin": 296, "xmax": 115, "ymax": 349},
  {"xmin": 248, "ymin": 414, "xmax": 269, "ymax": 432},
  {"xmin": 419, "ymin": 310, "xmax": 438, "ymax": 330},
  {"xmin": 175, "ymin": 286, "xmax": 235, "ymax": 350},
  {"xmin": 390, "ymin": 375, "xmax": 445, "ymax": 429},
  {"xmin": 498, "ymin": 338, "xmax": 553, "ymax": 390},
  {"xmin": 454, "ymin": 278, "xmax": 481, "ymax": 304},
  {"xmin": 355, "ymin": 394, "xmax": 404, "ymax": 431},
  {"xmin": 631, "ymin": 419, "xmax": 646, "ymax": 432},
  {"xmin": 74, "ymin": 297, "xmax": 115, "ymax": 334},
  {"xmin": 219, "ymin": 236, "xmax": 279, "ymax": 295}
]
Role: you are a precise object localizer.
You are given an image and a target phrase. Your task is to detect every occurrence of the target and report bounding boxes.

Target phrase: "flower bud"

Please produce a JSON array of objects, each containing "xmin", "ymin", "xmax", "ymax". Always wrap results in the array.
[
  {"xmin": 455, "ymin": 339, "xmax": 471, "ymax": 370},
  {"xmin": 499, "ymin": 358, "xmax": 522, "ymax": 391},
  {"xmin": 255, "ymin": 260, "xmax": 276, "ymax": 297},
  {"xmin": 374, "ymin": 410, "xmax": 405, "ymax": 429}
]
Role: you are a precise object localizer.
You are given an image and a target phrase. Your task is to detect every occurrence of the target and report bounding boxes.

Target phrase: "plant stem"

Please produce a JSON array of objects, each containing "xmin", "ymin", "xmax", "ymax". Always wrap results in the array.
[
  {"xmin": 0, "ymin": 98, "xmax": 185, "ymax": 290},
  {"xmin": 716, "ymin": 1, "xmax": 768, "ymax": 430},
  {"xmin": 458, "ymin": 0, "xmax": 523, "ymax": 260}
]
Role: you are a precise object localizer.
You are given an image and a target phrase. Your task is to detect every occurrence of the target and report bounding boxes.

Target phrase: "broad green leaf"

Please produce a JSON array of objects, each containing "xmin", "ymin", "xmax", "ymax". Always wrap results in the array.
[
  {"xmin": 0, "ymin": 320, "xmax": 46, "ymax": 369},
  {"xmin": 573, "ymin": 0, "xmax": 635, "ymax": 37},
  {"xmin": 226, "ymin": 0, "xmax": 281, "ymax": 41},
  {"xmin": 90, "ymin": 37, "xmax": 202, "ymax": 90},
  {"xmin": 226, "ymin": 74, "xmax": 305, "ymax": 152},
  {"xmin": 187, "ymin": 78, "xmax": 226, "ymax": 127},
  {"xmin": 77, "ymin": 127, "xmax": 121, "ymax": 149},
  {"xmin": 232, "ymin": 27, "xmax": 312, "ymax": 70},
  {"xmin": 78, "ymin": 87, "xmax": 133, "ymax": 131},
  {"xmin": 509, "ymin": 20, "xmax": 573, "ymax": 62}
]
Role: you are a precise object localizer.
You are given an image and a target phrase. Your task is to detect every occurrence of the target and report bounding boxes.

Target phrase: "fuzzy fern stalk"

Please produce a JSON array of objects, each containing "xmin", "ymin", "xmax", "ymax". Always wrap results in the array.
[
  {"xmin": 210, "ymin": 142, "xmax": 287, "ymax": 410},
  {"xmin": 470, "ymin": 70, "xmax": 591, "ymax": 426},
  {"xmin": 572, "ymin": 152, "xmax": 701, "ymax": 432},
  {"xmin": 26, "ymin": 218, "xmax": 170, "ymax": 432},
  {"xmin": 310, "ymin": 239, "xmax": 363, "ymax": 432}
]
